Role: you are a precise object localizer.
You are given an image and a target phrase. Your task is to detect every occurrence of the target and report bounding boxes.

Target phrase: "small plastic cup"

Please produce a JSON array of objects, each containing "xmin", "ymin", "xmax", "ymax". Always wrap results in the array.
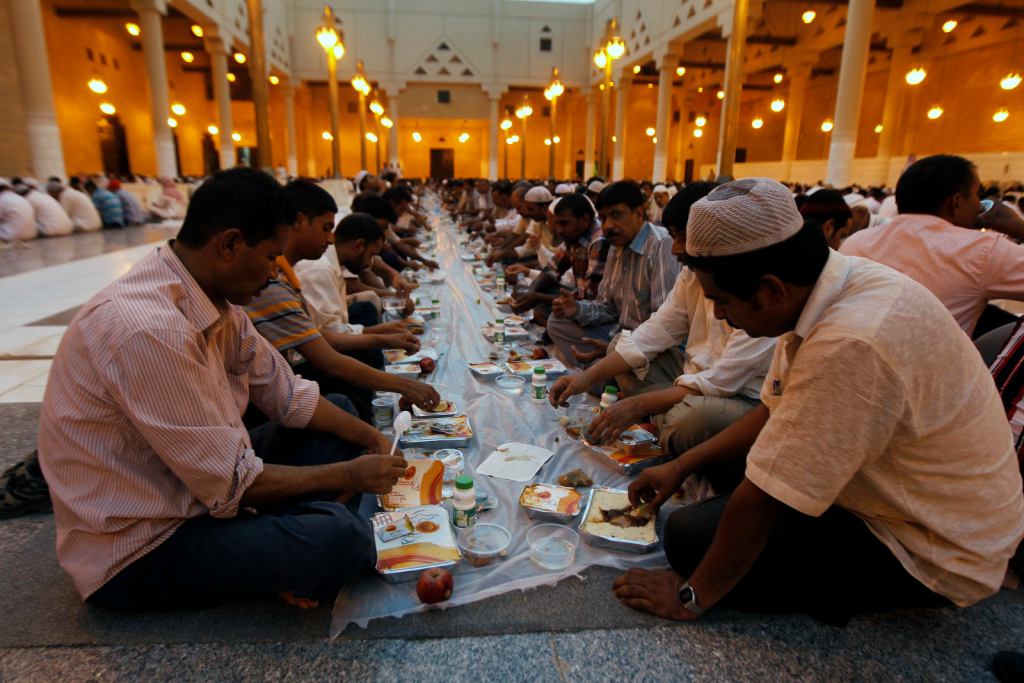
[
  {"xmin": 527, "ymin": 524, "xmax": 579, "ymax": 570},
  {"xmin": 495, "ymin": 374, "xmax": 525, "ymax": 396},
  {"xmin": 458, "ymin": 523, "xmax": 512, "ymax": 567}
]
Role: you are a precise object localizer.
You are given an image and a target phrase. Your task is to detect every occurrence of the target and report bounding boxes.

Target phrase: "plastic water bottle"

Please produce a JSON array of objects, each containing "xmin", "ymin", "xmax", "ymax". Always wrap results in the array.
[
  {"xmin": 496, "ymin": 273, "xmax": 506, "ymax": 296},
  {"xmin": 531, "ymin": 366, "xmax": 547, "ymax": 403},
  {"xmin": 599, "ymin": 386, "xmax": 619, "ymax": 411},
  {"xmin": 494, "ymin": 318, "xmax": 505, "ymax": 344},
  {"xmin": 453, "ymin": 475, "xmax": 477, "ymax": 528}
]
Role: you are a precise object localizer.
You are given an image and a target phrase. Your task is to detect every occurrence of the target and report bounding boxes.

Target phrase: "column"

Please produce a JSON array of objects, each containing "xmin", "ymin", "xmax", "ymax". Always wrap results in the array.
[
  {"xmin": 245, "ymin": 0, "xmax": 272, "ymax": 172},
  {"xmin": 780, "ymin": 62, "xmax": 812, "ymax": 181},
  {"xmin": 388, "ymin": 93, "xmax": 402, "ymax": 169},
  {"xmin": 9, "ymin": 0, "xmax": 66, "ymax": 179},
  {"xmin": 562, "ymin": 96, "xmax": 575, "ymax": 179},
  {"xmin": 652, "ymin": 53, "xmax": 677, "ymax": 182},
  {"xmin": 825, "ymin": 0, "xmax": 876, "ymax": 187},
  {"xmin": 282, "ymin": 81, "xmax": 298, "ymax": 176},
  {"xmin": 876, "ymin": 41, "xmax": 913, "ymax": 185},
  {"xmin": 674, "ymin": 93, "xmax": 688, "ymax": 181},
  {"xmin": 716, "ymin": 0, "xmax": 750, "ymax": 180},
  {"xmin": 204, "ymin": 32, "xmax": 236, "ymax": 168},
  {"xmin": 132, "ymin": 0, "xmax": 177, "ymax": 178},
  {"xmin": 583, "ymin": 92, "xmax": 596, "ymax": 179},
  {"xmin": 299, "ymin": 86, "xmax": 317, "ymax": 177},
  {"xmin": 611, "ymin": 75, "xmax": 631, "ymax": 180},
  {"xmin": 488, "ymin": 94, "xmax": 500, "ymax": 180}
]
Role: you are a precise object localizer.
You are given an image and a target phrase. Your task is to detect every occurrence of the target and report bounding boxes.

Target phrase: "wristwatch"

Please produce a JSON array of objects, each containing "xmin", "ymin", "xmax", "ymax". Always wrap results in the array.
[{"xmin": 677, "ymin": 581, "xmax": 705, "ymax": 616}]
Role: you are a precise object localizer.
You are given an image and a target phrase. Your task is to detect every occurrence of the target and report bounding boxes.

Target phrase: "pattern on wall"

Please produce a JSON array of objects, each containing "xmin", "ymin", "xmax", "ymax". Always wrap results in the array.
[{"xmin": 410, "ymin": 39, "xmax": 479, "ymax": 80}]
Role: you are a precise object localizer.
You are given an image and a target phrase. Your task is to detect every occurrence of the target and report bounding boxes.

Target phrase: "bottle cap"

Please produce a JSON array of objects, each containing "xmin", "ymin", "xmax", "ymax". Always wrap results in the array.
[
  {"xmin": 455, "ymin": 474, "xmax": 474, "ymax": 490},
  {"xmin": 603, "ymin": 385, "xmax": 618, "ymax": 395},
  {"xmin": 534, "ymin": 366, "xmax": 546, "ymax": 374},
  {"xmin": 496, "ymin": 318, "xmax": 505, "ymax": 324}
]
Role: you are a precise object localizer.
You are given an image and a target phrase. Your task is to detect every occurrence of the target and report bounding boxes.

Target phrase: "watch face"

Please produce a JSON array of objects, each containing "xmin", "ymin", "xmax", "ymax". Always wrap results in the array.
[{"xmin": 678, "ymin": 586, "xmax": 694, "ymax": 604}]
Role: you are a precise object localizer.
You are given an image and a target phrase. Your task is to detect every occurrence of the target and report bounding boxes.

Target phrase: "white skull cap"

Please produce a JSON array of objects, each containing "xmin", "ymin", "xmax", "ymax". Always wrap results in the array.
[{"xmin": 686, "ymin": 178, "xmax": 804, "ymax": 257}]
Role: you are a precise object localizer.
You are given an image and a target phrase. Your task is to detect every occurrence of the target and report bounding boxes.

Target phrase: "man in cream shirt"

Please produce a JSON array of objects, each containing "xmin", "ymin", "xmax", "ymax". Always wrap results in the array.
[{"xmin": 614, "ymin": 178, "xmax": 1024, "ymax": 625}]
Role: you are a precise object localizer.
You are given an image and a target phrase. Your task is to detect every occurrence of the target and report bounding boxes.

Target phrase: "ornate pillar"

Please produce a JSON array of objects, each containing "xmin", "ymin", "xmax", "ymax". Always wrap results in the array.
[
  {"xmin": 387, "ymin": 93, "xmax": 401, "ymax": 169},
  {"xmin": 583, "ymin": 91, "xmax": 596, "ymax": 179},
  {"xmin": 716, "ymin": 0, "xmax": 750, "ymax": 179},
  {"xmin": 132, "ymin": 0, "xmax": 177, "ymax": 178},
  {"xmin": 825, "ymin": 0, "xmax": 876, "ymax": 187},
  {"xmin": 612, "ymin": 74, "xmax": 631, "ymax": 180},
  {"xmin": 877, "ymin": 41, "xmax": 913, "ymax": 185},
  {"xmin": 282, "ymin": 81, "xmax": 298, "ymax": 176},
  {"xmin": 9, "ymin": 0, "xmax": 66, "ymax": 179},
  {"xmin": 488, "ymin": 93, "xmax": 500, "ymax": 180},
  {"xmin": 204, "ymin": 31, "xmax": 236, "ymax": 168},
  {"xmin": 780, "ymin": 60, "xmax": 813, "ymax": 181},
  {"xmin": 652, "ymin": 51, "xmax": 678, "ymax": 182}
]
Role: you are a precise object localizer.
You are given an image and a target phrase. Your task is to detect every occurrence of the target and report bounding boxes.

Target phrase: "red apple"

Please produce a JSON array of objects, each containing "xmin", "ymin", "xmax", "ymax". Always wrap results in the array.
[
  {"xmin": 416, "ymin": 567, "xmax": 453, "ymax": 604},
  {"xmin": 419, "ymin": 358, "xmax": 436, "ymax": 374}
]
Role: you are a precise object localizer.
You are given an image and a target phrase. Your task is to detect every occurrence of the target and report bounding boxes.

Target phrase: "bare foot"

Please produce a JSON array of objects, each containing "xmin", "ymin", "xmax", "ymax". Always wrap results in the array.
[
  {"xmin": 612, "ymin": 568, "xmax": 697, "ymax": 621},
  {"xmin": 278, "ymin": 591, "xmax": 319, "ymax": 609}
]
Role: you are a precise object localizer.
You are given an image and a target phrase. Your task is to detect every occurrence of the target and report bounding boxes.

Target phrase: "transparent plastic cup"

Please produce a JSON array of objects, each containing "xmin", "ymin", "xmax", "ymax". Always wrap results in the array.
[{"xmin": 528, "ymin": 524, "xmax": 578, "ymax": 570}]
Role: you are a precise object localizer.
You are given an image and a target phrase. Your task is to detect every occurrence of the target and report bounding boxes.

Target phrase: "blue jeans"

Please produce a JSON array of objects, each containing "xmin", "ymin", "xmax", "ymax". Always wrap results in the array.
[{"xmin": 88, "ymin": 395, "xmax": 374, "ymax": 611}]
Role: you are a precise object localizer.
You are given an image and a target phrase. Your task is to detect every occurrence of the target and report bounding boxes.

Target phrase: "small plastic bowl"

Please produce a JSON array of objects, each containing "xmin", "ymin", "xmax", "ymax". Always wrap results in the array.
[
  {"xmin": 457, "ymin": 523, "xmax": 512, "ymax": 567},
  {"xmin": 527, "ymin": 524, "xmax": 579, "ymax": 570},
  {"xmin": 495, "ymin": 373, "xmax": 526, "ymax": 395}
]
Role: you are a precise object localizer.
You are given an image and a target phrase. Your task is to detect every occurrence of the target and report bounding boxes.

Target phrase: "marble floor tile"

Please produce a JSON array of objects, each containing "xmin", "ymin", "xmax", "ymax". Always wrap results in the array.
[
  {"xmin": 0, "ymin": 326, "xmax": 66, "ymax": 358},
  {"xmin": 0, "ymin": 360, "xmax": 51, "ymax": 395},
  {"xmin": 0, "ymin": 384, "xmax": 46, "ymax": 404}
]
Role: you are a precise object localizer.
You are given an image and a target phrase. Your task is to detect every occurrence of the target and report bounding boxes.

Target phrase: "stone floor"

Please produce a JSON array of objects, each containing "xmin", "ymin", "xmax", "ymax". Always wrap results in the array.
[{"xmin": 0, "ymin": 226, "xmax": 1020, "ymax": 682}]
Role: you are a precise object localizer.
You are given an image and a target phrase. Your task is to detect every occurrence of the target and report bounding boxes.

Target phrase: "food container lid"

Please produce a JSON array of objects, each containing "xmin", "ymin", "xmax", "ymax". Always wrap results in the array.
[
  {"xmin": 457, "ymin": 523, "xmax": 512, "ymax": 557},
  {"xmin": 455, "ymin": 474, "xmax": 474, "ymax": 490}
]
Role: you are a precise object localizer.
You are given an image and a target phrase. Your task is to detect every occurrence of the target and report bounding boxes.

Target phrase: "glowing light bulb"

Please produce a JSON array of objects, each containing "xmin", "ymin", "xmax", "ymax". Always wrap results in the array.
[
  {"xmin": 905, "ymin": 67, "xmax": 926, "ymax": 85},
  {"xmin": 333, "ymin": 43, "xmax": 345, "ymax": 61},
  {"xmin": 773, "ymin": 72, "xmax": 784, "ymax": 84},
  {"xmin": 632, "ymin": 65, "xmax": 641, "ymax": 74},
  {"xmin": 369, "ymin": 100, "xmax": 384, "ymax": 116},
  {"xmin": 606, "ymin": 37, "xmax": 626, "ymax": 60},
  {"xmin": 171, "ymin": 103, "xmax": 186, "ymax": 116},
  {"xmin": 942, "ymin": 20, "xmax": 957, "ymax": 33},
  {"xmin": 231, "ymin": 132, "xmax": 241, "ymax": 142},
  {"xmin": 751, "ymin": 117, "xmax": 764, "ymax": 129},
  {"xmin": 227, "ymin": 73, "xmax": 236, "ymax": 83},
  {"xmin": 693, "ymin": 128, "xmax": 703, "ymax": 138},
  {"xmin": 458, "ymin": 132, "xmax": 470, "ymax": 143},
  {"xmin": 544, "ymin": 138, "xmax": 552, "ymax": 146},
  {"xmin": 125, "ymin": 23, "xmax": 140, "ymax": 37},
  {"xmin": 593, "ymin": 50, "xmax": 608, "ymax": 70},
  {"xmin": 207, "ymin": 125, "xmax": 219, "ymax": 135},
  {"xmin": 500, "ymin": 119, "xmax": 512, "ymax": 131},
  {"xmin": 821, "ymin": 119, "xmax": 833, "ymax": 132},
  {"xmin": 552, "ymin": 135, "xmax": 560, "ymax": 143},
  {"xmin": 99, "ymin": 102, "xmax": 116, "ymax": 115},
  {"xmin": 380, "ymin": 116, "xmax": 393, "ymax": 128},
  {"xmin": 716, "ymin": 90, "xmax": 725, "ymax": 100},
  {"xmin": 191, "ymin": 24, "xmax": 204, "ymax": 38},
  {"xmin": 87, "ymin": 78, "xmax": 107, "ymax": 94},
  {"xmin": 180, "ymin": 51, "xmax": 194, "ymax": 63},
  {"xmin": 645, "ymin": 127, "xmax": 656, "ymax": 137},
  {"xmin": 770, "ymin": 98, "xmax": 785, "ymax": 112},
  {"xmin": 412, "ymin": 131, "xmax": 423, "ymax": 142},
  {"xmin": 269, "ymin": 75, "xmax": 280, "ymax": 85},
  {"xmin": 993, "ymin": 108, "xmax": 1009, "ymax": 123},
  {"xmin": 927, "ymin": 105, "xmax": 944, "ymax": 120},
  {"xmin": 695, "ymin": 114, "xmax": 707, "ymax": 127},
  {"xmin": 1001, "ymin": 72, "xmax": 1022, "ymax": 90},
  {"xmin": 316, "ymin": 26, "xmax": 338, "ymax": 51},
  {"xmin": 365, "ymin": 132, "xmax": 378, "ymax": 143},
  {"xmin": 874, "ymin": 124, "xmax": 883, "ymax": 133},
  {"xmin": 802, "ymin": 10, "xmax": 816, "ymax": 24},
  {"xmin": 322, "ymin": 131, "xmax": 333, "ymax": 141},
  {"xmin": 676, "ymin": 67, "xmax": 686, "ymax": 77},
  {"xmin": 167, "ymin": 117, "xmax": 178, "ymax": 128},
  {"xmin": 233, "ymin": 52, "xmax": 246, "ymax": 64}
]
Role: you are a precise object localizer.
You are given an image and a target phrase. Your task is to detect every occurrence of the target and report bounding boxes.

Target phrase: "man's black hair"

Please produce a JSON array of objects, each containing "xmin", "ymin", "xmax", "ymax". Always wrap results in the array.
[
  {"xmin": 798, "ymin": 189, "xmax": 852, "ymax": 229},
  {"xmin": 84, "ymin": 180, "xmax": 98, "ymax": 192},
  {"xmin": 383, "ymin": 185, "xmax": 412, "ymax": 204},
  {"xmin": 176, "ymin": 168, "xmax": 296, "ymax": 248},
  {"xmin": 553, "ymin": 193, "xmax": 595, "ymax": 220},
  {"xmin": 662, "ymin": 182, "xmax": 716, "ymax": 235},
  {"xmin": 351, "ymin": 191, "xmax": 398, "ymax": 224},
  {"xmin": 895, "ymin": 155, "xmax": 976, "ymax": 216},
  {"xmin": 684, "ymin": 222, "xmax": 829, "ymax": 301},
  {"xmin": 334, "ymin": 211, "xmax": 385, "ymax": 244},
  {"xmin": 595, "ymin": 180, "xmax": 645, "ymax": 211},
  {"xmin": 284, "ymin": 178, "xmax": 337, "ymax": 220}
]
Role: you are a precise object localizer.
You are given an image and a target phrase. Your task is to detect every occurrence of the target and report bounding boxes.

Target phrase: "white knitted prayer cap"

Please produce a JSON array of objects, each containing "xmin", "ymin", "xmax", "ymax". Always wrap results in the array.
[
  {"xmin": 686, "ymin": 178, "xmax": 804, "ymax": 257},
  {"xmin": 586, "ymin": 180, "xmax": 606, "ymax": 193},
  {"xmin": 554, "ymin": 183, "xmax": 575, "ymax": 196},
  {"xmin": 525, "ymin": 186, "xmax": 554, "ymax": 203},
  {"xmin": 843, "ymin": 192, "xmax": 867, "ymax": 208}
]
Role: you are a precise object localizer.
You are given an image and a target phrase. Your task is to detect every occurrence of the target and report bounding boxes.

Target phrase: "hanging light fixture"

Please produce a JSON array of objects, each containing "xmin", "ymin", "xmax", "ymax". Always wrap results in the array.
[
  {"xmin": 1001, "ymin": 72, "xmax": 1022, "ymax": 90},
  {"xmin": 927, "ymin": 105, "xmax": 944, "ymax": 119},
  {"xmin": 322, "ymin": 131, "xmax": 333, "ymax": 140},
  {"xmin": 269, "ymin": 75, "xmax": 280, "ymax": 85},
  {"xmin": 365, "ymin": 132, "xmax": 379, "ymax": 143},
  {"xmin": 412, "ymin": 131, "xmax": 423, "ymax": 142},
  {"xmin": 191, "ymin": 24, "xmax": 204, "ymax": 38},
  {"xmin": 500, "ymin": 119, "xmax": 512, "ymax": 131},
  {"xmin": 506, "ymin": 134, "xmax": 520, "ymax": 144},
  {"xmin": 770, "ymin": 97, "xmax": 785, "ymax": 112},
  {"xmin": 802, "ymin": 10, "xmax": 816, "ymax": 24},
  {"xmin": 676, "ymin": 66, "xmax": 686, "ymax": 76},
  {"xmin": 645, "ymin": 126, "xmax": 656, "ymax": 137},
  {"xmin": 125, "ymin": 22, "xmax": 140, "ymax": 37},
  {"xmin": 380, "ymin": 116, "xmax": 394, "ymax": 128},
  {"xmin": 993, "ymin": 108, "xmax": 1010, "ymax": 123},
  {"xmin": 207, "ymin": 124, "xmax": 219, "ymax": 135},
  {"xmin": 458, "ymin": 132, "xmax": 470, "ymax": 143},
  {"xmin": 167, "ymin": 117, "xmax": 178, "ymax": 128},
  {"xmin": 593, "ymin": 49, "xmax": 608, "ymax": 70},
  {"xmin": 369, "ymin": 99, "xmax": 384, "ymax": 116},
  {"xmin": 233, "ymin": 52, "xmax": 246, "ymax": 64},
  {"xmin": 751, "ymin": 117, "xmax": 764, "ymax": 129},
  {"xmin": 821, "ymin": 119, "xmax": 834, "ymax": 132},
  {"xmin": 874, "ymin": 124, "xmax": 883, "ymax": 133},
  {"xmin": 692, "ymin": 128, "xmax": 703, "ymax": 138},
  {"xmin": 905, "ymin": 67, "xmax": 927, "ymax": 85},
  {"xmin": 552, "ymin": 135, "xmax": 560, "ymax": 143},
  {"xmin": 632, "ymin": 65, "xmax": 641, "ymax": 74},
  {"xmin": 773, "ymin": 72, "xmax": 784, "ymax": 84},
  {"xmin": 99, "ymin": 102, "xmax": 116, "ymax": 115},
  {"xmin": 180, "ymin": 51, "xmax": 195, "ymax": 63},
  {"xmin": 231, "ymin": 132, "xmax": 241, "ymax": 142},
  {"xmin": 171, "ymin": 102, "xmax": 186, "ymax": 116},
  {"xmin": 694, "ymin": 114, "xmax": 707, "ymax": 127},
  {"xmin": 227, "ymin": 73, "xmax": 236, "ymax": 83},
  {"xmin": 716, "ymin": 90, "xmax": 725, "ymax": 100},
  {"xmin": 87, "ymin": 78, "xmax": 108, "ymax": 94},
  {"xmin": 942, "ymin": 19, "xmax": 958, "ymax": 33},
  {"xmin": 544, "ymin": 138, "xmax": 552, "ymax": 146}
]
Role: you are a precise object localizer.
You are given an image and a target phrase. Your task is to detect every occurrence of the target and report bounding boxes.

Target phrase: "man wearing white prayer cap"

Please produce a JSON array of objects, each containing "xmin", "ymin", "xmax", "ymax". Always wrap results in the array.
[
  {"xmin": 613, "ymin": 176, "xmax": 1024, "ymax": 625},
  {"xmin": 647, "ymin": 184, "xmax": 671, "ymax": 225},
  {"xmin": 0, "ymin": 177, "xmax": 37, "ymax": 241},
  {"xmin": 585, "ymin": 179, "xmax": 606, "ymax": 203},
  {"xmin": 555, "ymin": 183, "xmax": 576, "ymax": 197},
  {"xmin": 842, "ymin": 192, "xmax": 875, "ymax": 235}
]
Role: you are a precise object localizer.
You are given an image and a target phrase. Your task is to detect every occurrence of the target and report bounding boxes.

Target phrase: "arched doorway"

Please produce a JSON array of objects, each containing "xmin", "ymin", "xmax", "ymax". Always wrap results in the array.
[{"xmin": 97, "ymin": 115, "xmax": 131, "ymax": 176}]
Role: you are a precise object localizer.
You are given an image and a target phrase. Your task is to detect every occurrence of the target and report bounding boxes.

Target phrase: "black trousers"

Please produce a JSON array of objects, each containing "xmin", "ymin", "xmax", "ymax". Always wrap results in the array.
[{"xmin": 663, "ymin": 494, "xmax": 952, "ymax": 625}]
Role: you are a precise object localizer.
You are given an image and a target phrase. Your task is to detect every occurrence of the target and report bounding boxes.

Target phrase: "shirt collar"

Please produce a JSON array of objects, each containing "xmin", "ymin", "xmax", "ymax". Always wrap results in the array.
[
  {"xmin": 158, "ymin": 241, "xmax": 225, "ymax": 334},
  {"xmin": 793, "ymin": 249, "xmax": 852, "ymax": 339},
  {"xmin": 628, "ymin": 222, "xmax": 654, "ymax": 255}
]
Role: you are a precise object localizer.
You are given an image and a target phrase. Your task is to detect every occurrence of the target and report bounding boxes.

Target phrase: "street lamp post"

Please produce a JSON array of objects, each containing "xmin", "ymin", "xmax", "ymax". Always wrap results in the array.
[
  {"xmin": 315, "ymin": 5, "xmax": 345, "ymax": 178},
  {"xmin": 544, "ymin": 67, "xmax": 565, "ymax": 179},
  {"xmin": 515, "ymin": 95, "xmax": 533, "ymax": 178},
  {"xmin": 593, "ymin": 18, "xmax": 626, "ymax": 178},
  {"xmin": 351, "ymin": 60, "xmax": 371, "ymax": 171},
  {"xmin": 500, "ymin": 117, "xmax": 512, "ymax": 177}
]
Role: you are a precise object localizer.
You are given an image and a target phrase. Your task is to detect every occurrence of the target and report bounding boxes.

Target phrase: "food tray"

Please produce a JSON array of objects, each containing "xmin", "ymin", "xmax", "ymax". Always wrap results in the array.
[
  {"xmin": 519, "ymin": 483, "xmax": 584, "ymax": 524},
  {"xmin": 400, "ymin": 414, "xmax": 474, "ymax": 449},
  {"xmin": 412, "ymin": 399, "xmax": 459, "ymax": 418},
  {"xmin": 469, "ymin": 361, "xmax": 504, "ymax": 377},
  {"xmin": 385, "ymin": 363, "xmax": 421, "ymax": 378},
  {"xmin": 482, "ymin": 324, "xmax": 529, "ymax": 341},
  {"xmin": 505, "ymin": 359, "xmax": 567, "ymax": 377},
  {"xmin": 373, "ymin": 505, "xmax": 460, "ymax": 583},
  {"xmin": 579, "ymin": 487, "xmax": 659, "ymax": 554},
  {"xmin": 583, "ymin": 425, "xmax": 669, "ymax": 475}
]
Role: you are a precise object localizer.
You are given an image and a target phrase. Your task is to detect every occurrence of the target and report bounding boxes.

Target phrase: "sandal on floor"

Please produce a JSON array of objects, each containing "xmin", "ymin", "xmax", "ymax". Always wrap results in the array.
[{"xmin": 0, "ymin": 451, "xmax": 52, "ymax": 520}]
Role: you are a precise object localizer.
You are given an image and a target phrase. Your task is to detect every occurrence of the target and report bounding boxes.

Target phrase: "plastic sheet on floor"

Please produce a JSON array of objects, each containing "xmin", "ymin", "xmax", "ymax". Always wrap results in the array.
[{"xmin": 331, "ymin": 201, "xmax": 672, "ymax": 637}]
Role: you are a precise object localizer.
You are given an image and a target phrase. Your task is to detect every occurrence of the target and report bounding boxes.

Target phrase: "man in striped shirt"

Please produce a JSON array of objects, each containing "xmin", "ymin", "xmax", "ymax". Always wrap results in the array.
[
  {"xmin": 547, "ymin": 181, "xmax": 679, "ymax": 368},
  {"xmin": 84, "ymin": 179, "xmax": 124, "ymax": 228},
  {"xmin": 39, "ymin": 168, "xmax": 406, "ymax": 610}
]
